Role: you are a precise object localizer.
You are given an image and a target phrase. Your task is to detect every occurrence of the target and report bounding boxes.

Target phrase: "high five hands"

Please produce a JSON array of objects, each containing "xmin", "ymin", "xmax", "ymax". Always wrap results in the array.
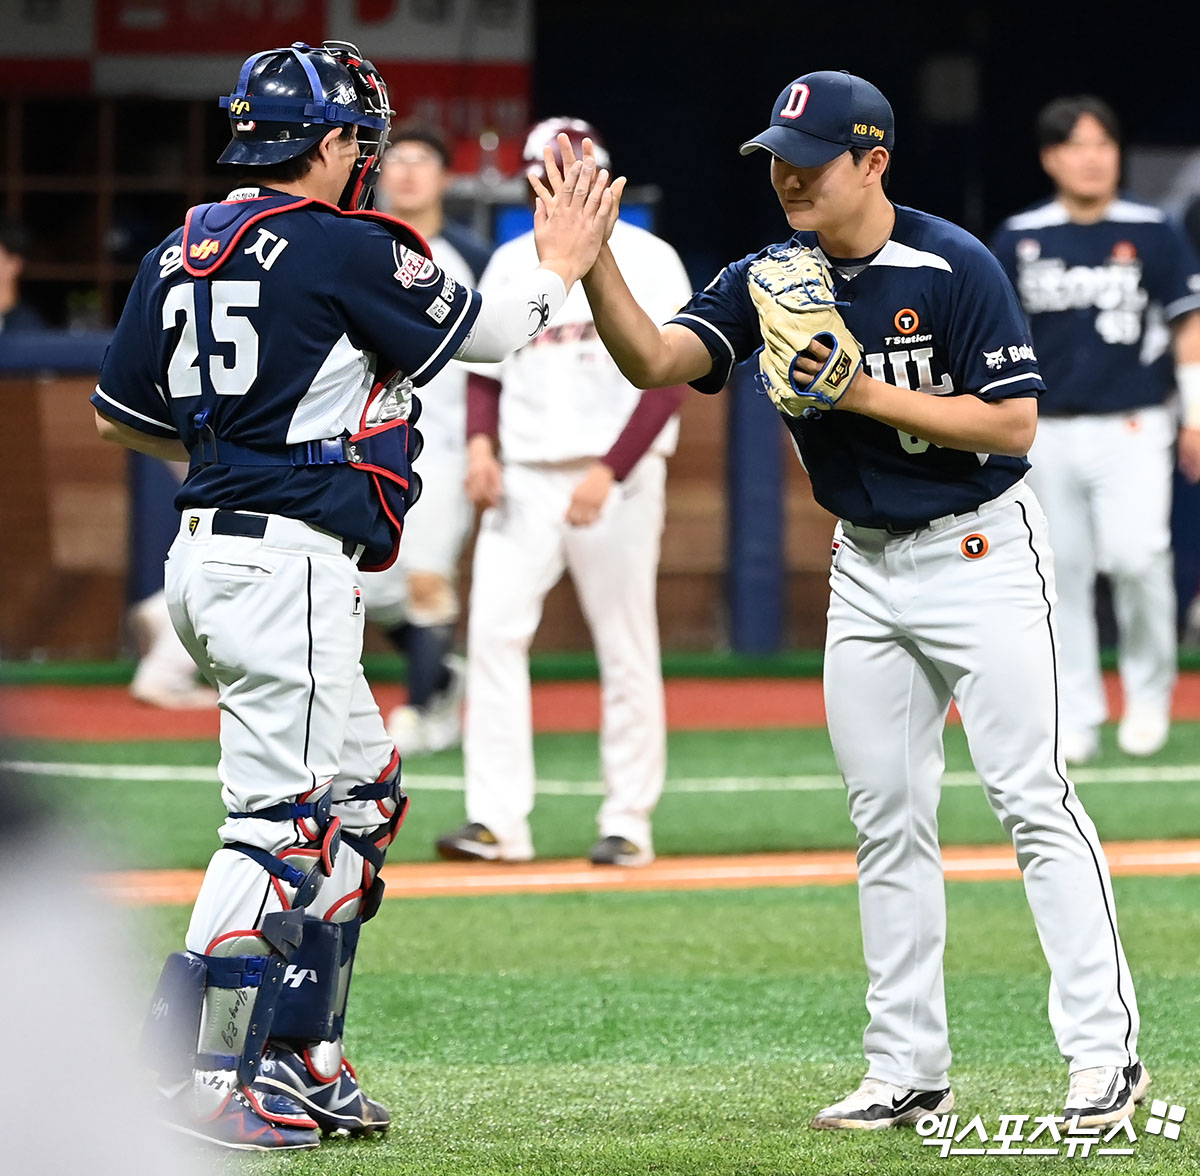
[{"xmin": 529, "ymin": 134, "xmax": 626, "ymax": 284}]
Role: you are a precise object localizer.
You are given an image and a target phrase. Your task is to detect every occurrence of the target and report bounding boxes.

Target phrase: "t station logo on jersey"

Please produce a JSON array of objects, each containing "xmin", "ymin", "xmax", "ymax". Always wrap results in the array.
[{"xmin": 392, "ymin": 243, "xmax": 439, "ymax": 290}]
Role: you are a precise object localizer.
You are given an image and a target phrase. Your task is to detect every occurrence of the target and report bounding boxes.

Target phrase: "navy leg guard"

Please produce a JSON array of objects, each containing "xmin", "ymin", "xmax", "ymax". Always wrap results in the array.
[{"xmin": 143, "ymin": 909, "xmax": 305, "ymax": 1121}]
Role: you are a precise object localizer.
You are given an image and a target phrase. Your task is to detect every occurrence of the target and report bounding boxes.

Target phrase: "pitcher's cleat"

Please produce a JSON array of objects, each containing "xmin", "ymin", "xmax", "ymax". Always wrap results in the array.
[
  {"xmin": 255, "ymin": 1045, "xmax": 391, "ymax": 1136},
  {"xmin": 811, "ymin": 1077, "xmax": 954, "ymax": 1130},
  {"xmin": 1063, "ymin": 1063, "xmax": 1150, "ymax": 1128}
]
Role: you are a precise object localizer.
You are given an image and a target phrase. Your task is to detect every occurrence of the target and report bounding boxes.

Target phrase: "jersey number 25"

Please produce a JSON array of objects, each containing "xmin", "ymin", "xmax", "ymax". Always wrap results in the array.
[{"xmin": 162, "ymin": 280, "xmax": 260, "ymax": 399}]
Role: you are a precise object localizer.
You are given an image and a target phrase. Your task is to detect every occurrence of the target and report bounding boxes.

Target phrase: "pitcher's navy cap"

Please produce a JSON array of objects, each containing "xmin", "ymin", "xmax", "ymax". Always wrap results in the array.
[{"xmin": 739, "ymin": 70, "xmax": 894, "ymax": 168}]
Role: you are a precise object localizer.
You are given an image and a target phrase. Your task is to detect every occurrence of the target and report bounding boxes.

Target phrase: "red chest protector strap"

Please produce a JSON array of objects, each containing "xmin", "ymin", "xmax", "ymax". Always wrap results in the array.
[{"xmin": 180, "ymin": 193, "xmax": 430, "ymax": 276}]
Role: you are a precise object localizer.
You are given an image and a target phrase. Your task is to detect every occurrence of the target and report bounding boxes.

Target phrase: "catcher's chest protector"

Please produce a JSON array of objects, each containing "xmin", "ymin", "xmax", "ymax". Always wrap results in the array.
[{"xmin": 180, "ymin": 193, "xmax": 430, "ymax": 570}]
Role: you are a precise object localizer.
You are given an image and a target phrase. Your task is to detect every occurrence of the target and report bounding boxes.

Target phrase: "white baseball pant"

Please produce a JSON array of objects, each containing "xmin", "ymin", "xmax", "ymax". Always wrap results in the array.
[
  {"xmin": 463, "ymin": 456, "xmax": 667, "ymax": 857},
  {"xmin": 1025, "ymin": 406, "xmax": 1176, "ymax": 735},
  {"xmin": 824, "ymin": 479, "xmax": 1140, "ymax": 1088},
  {"xmin": 163, "ymin": 508, "xmax": 399, "ymax": 951}
]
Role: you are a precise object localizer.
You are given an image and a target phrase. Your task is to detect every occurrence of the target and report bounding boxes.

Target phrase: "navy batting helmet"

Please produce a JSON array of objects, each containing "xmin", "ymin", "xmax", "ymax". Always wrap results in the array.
[
  {"xmin": 218, "ymin": 40, "xmax": 393, "ymax": 210},
  {"xmin": 521, "ymin": 117, "xmax": 611, "ymax": 183}
]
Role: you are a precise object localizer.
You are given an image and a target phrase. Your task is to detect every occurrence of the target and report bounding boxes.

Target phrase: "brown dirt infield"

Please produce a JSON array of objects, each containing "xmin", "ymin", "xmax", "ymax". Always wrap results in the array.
[
  {"xmin": 95, "ymin": 839, "xmax": 1200, "ymax": 907},
  {"xmin": 6, "ymin": 671, "xmax": 1200, "ymax": 741}
]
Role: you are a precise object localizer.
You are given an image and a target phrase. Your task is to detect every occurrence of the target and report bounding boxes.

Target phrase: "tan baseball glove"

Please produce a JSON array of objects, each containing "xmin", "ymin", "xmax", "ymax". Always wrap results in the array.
[{"xmin": 747, "ymin": 246, "xmax": 862, "ymax": 418}]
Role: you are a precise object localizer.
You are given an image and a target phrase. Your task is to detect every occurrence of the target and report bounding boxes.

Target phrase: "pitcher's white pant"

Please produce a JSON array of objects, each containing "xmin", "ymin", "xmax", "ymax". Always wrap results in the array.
[
  {"xmin": 464, "ymin": 456, "xmax": 667, "ymax": 857},
  {"xmin": 163, "ymin": 508, "xmax": 398, "ymax": 950},
  {"xmin": 1026, "ymin": 407, "xmax": 1176, "ymax": 734},
  {"xmin": 824, "ymin": 480, "xmax": 1139, "ymax": 1088}
]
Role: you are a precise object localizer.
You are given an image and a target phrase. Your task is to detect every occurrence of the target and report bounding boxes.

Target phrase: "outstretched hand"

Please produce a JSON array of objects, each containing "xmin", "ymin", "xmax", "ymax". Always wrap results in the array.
[
  {"xmin": 530, "ymin": 133, "xmax": 628, "ymax": 284},
  {"xmin": 529, "ymin": 151, "xmax": 614, "ymax": 288},
  {"xmin": 544, "ymin": 133, "xmax": 627, "ymax": 246}
]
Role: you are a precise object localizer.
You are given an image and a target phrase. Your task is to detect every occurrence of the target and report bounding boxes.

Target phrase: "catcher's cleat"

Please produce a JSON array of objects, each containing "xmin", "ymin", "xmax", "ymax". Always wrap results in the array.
[
  {"xmin": 587, "ymin": 835, "xmax": 655, "ymax": 868},
  {"xmin": 164, "ymin": 1086, "xmax": 320, "ymax": 1151},
  {"xmin": 1063, "ymin": 1063, "xmax": 1149, "ymax": 1128},
  {"xmin": 811, "ymin": 1078, "xmax": 954, "ymax": 1130},
  {"xmin": 254, "ymin": 1045, "xmax": 391, "ymax": 1136},
  {"xmin": 435, "ymin": 821, "xmax": 533, "ymax": 862}
]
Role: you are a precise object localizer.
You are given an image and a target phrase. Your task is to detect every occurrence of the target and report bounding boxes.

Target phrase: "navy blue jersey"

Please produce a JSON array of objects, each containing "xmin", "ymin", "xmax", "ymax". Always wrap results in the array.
[
  {"xmin": 92, "ymin": 187, "xmax": 481, "ymax": 565},
  {"xmin": 674, "ymin": 204, "xmax": 1043, "ymax": 529},
  {"xmin": 991, "ymin": 196, "xmax": 1200, "ymax": 415}
]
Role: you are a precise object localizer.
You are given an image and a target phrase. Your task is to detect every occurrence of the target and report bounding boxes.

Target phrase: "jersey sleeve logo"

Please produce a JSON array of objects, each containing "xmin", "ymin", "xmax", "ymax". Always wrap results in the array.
[
  {"xmin": 983, "ymin": 344, "xmax": 1036, "ymax": 370},
  {"xmin": 527, "ymin": 293, "xmax": 551, "ymax": 337},
  {"xmin": 393, "ymin": 242, "xmax": 438, "ymax": 289}
]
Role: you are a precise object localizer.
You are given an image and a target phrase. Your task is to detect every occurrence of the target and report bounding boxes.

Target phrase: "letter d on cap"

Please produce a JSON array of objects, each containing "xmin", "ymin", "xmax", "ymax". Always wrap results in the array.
[{"xmin": 780, "ymin": 83, "xmax": 810, "ymax": 119}]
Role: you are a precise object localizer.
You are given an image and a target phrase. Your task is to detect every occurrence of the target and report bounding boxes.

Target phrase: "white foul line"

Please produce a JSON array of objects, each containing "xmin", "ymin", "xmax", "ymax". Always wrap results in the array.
[{"xmin": 6, "ymin": 760, "xmax": 1200, "ymax": 796}]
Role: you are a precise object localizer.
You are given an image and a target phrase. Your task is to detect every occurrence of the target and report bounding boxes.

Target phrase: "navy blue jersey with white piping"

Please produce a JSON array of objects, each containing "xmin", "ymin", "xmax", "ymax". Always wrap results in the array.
[
  {"xmin": 92, "ymin": 187, "xmax": 480, "ymax": 565},
  {"xmin": 673, "ymin": 203, "xmax": 1043, "ymax": 529},
  {"xmin": 990, "ymin": 195, "xmax": 1200, "ymax": 416}
]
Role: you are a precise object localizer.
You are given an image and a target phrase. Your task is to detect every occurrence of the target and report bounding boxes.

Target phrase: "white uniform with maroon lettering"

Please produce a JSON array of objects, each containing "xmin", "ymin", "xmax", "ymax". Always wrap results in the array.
[{"xmin": 462, "ymin": 218, "xmax": 693, "ymax": 859}]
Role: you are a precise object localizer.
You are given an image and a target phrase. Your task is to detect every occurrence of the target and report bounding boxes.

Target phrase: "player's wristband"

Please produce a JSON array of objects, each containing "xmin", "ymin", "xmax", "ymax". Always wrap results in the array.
[
  {"xmin": 1179, "ymin": 363, "xmax": 1200, "ymax": 429},
  {"xmin": 455, "ymin": 268, "xmax": 567, "ymax": 362}
]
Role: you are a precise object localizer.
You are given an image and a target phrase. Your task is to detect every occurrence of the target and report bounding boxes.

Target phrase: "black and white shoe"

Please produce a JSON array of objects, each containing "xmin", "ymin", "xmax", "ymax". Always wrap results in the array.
[
  {"xmin": 811, "ymin": 1078, "xmax": 954, "ymax": 1130},
  {"xmin": 1063, "ymin": 1063, "xmax": 1150, "ymax": 1128},
  {"xmin": 434, "ymin": 822, "xmax": 533, "ymax": 862},
  {"xmin": 587, "ymin": 835, "xmax": 654, "ymax": 867}
]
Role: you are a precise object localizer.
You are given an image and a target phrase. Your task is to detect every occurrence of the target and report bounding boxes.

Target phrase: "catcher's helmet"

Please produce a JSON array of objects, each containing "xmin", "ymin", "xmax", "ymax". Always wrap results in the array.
[
  {"xmin": 218, "ymin": 40, "xmax": 393, "ymax": 210},
  {"xmin": 521, "ymin": 116, "xmax": 611, "ymax": 182}
]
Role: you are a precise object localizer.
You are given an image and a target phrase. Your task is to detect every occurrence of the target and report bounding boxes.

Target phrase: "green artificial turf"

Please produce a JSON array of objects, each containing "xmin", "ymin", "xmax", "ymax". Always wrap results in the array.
[
  {"xmin": 125, "ymin": 877, "xmax": 1200, "ymax": 1175},
  {"xmin": 17, "ymin": 714, "xmax": 1198, "ymax": 1173},
  {"xmin": 10, "ymin": 721, "xmax": 1200, "ymax": 869}
]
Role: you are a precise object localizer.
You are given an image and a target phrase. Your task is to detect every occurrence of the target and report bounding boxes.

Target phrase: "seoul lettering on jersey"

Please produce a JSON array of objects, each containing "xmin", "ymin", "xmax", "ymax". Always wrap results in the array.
[
  {"xmin": 990, "ymin": 197, "xmax": 1200, "ymax": 415},
  {"xmin": 671, "ymin": 204, "xmax": 1044, "ymax": 529}
]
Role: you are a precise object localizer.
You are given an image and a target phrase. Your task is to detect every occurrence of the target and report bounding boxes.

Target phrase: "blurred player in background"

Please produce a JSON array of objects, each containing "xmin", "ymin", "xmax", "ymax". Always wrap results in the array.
[
  {"xmin": 128, "ymin": 455, "xmax": 218, "ymax": 709},
  {"xmin": 992, "ymin": 96, "xmax": 1200, "ymax": 764},
  {"xmin": 434, "ymin": 119, "xmax": 692, "ymax": 867},
  {"xmin": 91, "ymin": 39, "xmax": 613, "ymax": 1152},
  {"xmin": 361, "ymin": 124, "xmax": 492, "ymax": 755},
  {"xmin": 0, "ymin": 219, "xmax": 45, "ymax": 332}
]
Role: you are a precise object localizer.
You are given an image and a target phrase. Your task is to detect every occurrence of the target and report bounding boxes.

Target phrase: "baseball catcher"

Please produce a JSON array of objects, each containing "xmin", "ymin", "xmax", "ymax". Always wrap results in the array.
[{"xmin": 747, "ymin": 245, "xmax": 862, "ymax": 417}]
